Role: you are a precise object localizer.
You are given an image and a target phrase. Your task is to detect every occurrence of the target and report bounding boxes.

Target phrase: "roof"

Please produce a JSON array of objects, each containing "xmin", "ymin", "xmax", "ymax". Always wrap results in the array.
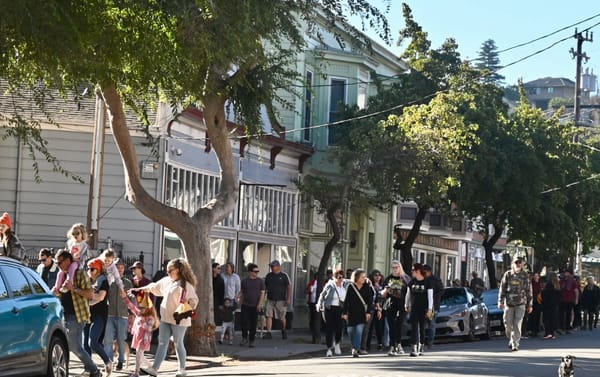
[
  {"xmin": 582, "ymin": 249, "xmax": 600, "ymax": 264},
  {"xmin": 523, "ymin": 77, "xmax": 575, "ymax": 88}
]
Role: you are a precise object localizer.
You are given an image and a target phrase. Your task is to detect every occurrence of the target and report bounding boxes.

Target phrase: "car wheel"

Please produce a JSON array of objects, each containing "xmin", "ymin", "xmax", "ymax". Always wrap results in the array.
[
  {"xmin": 480, "ymin": 318, "xmax": 491, "ymax": 340},
  {"xmin": 463, "ymin": 317, "xmax": 476, "ymax": 342},
  {"xmin": 46, "ymin": 335, "xmax": 69, "ymax": 377}
]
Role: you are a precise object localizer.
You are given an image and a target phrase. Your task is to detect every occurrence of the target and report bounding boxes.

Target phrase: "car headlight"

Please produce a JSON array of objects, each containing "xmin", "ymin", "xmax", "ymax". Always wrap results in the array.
[{"xmin": 456, "ymin": 309, "xmax": 469, "ymax": 317}]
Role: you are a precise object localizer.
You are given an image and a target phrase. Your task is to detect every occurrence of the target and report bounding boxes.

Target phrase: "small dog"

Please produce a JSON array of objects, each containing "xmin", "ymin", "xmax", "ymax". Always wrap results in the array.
[
  {"xmin": 257, "ymin": 313, "xmax": 267, "ymax": 338},
  {"xmin": 558, "ymin": 354, "xmax": 575, "ymax": 377},
  {"xmin": 112, "ymin": 340, "xmax": 130, "ymax": 369}
]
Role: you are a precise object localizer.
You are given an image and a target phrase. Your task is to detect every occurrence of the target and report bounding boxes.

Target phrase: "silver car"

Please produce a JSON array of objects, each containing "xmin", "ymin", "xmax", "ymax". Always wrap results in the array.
[{"xmin": 435, "ymin": 287, "xmax": 490, "ymax": 341}]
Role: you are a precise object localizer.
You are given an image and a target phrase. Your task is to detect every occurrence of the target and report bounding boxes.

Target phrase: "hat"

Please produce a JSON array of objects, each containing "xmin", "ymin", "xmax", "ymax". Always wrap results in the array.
[
  {"xmin": 129, "ymin": 261, "xmax": 146, "ymax": 274},
  {"xmin": 0, "ymin": 212, "xmax": 12, "ymax": 228},
  {"xmin": 512, "ymin": 255, "xmax": 523, "ymax": 263},
  {"xmin": 423, "ymin": 264, "xmax": 432, "ymax": 272},
  {"xmin": 269, "ymin": 260, "xmax": 281, "ymax": 267},
  {"xmin": 87, "ymin": 258, "xmax": 104, "ymax": 272}
]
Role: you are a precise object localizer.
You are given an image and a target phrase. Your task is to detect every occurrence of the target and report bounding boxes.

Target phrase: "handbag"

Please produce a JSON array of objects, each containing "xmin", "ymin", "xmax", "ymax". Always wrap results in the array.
[{"xmin": 173, "ymin": 288, "xmax": 197, "ymax": 324}]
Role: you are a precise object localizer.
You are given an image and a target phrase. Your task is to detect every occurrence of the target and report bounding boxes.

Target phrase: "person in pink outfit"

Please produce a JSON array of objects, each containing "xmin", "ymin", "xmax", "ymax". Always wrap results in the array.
[
  {"xmin": 125, "ymin": 293, "xmax": 159, "ymax": 377},
  {"xmin": 53, "ymin": 223, "xmax": 91, "ymax": 293}
]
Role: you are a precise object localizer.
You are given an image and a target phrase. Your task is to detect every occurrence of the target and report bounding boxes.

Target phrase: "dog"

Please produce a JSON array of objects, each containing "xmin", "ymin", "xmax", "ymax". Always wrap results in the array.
[
  {"xmin": 257, "ymin": 313, "xmax": 267, "ymax": 338},
  {"xmin": 558, "ymin": 354, "xmax": 575, "ymax": 377},
  {"xmin": 113, "ymin": 340, "xmax": 131, "ymax": 370}
]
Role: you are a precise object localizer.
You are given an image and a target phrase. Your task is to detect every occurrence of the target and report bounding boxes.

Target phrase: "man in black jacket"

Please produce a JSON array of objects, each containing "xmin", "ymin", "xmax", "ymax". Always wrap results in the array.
[{"xmin": 423, "ymin": 264, "xmax": 444, "ymax": 348}]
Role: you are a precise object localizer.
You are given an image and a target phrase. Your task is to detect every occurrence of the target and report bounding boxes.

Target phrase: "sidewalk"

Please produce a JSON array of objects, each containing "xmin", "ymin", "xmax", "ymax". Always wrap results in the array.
[{"xmin": 69, "ymin": 330, "xmax": 323, "ymax": 376}]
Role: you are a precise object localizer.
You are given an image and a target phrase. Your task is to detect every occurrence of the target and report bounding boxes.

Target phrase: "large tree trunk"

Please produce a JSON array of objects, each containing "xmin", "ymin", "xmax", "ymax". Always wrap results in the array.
[
  {"xmin": 101, "ymin": 83, "xmax": 238, "ymax": 356},
  {"xmin": 483, "ymin": 224, "xmax": 503, "ymax": 289},
  {"xmin": 317, "ymin": 207, "xmax": 343, "ymax": 286},
  {"xmin": 398, "ymin": 207, "xmax": 427, "ymax": 272}
]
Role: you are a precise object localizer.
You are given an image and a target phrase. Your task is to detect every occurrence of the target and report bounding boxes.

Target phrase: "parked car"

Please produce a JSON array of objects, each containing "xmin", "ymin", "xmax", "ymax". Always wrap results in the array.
[
  {"xmin": 435, "ymin": 287, "xmax": 490, "ymax": 341},
  {"xmin": 482, "ymin": 288, "xmax": 504, "ymax": 336},
  {"xmin": 0, "ymin": 256, "xmax": 69, "ymax": 376}
]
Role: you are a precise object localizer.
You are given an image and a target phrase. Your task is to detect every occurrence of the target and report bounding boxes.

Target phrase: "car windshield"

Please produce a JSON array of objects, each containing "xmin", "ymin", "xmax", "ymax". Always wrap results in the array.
[{"xmin": 441, "ymin": 288, "xmax": 467, "ymax": 306}]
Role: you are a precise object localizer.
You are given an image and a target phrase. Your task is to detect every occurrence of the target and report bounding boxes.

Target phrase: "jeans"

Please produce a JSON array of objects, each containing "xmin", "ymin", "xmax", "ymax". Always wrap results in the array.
[
  {"xmin": 153, "ymin": 321, "xmax": 188, "ymax": 371},
  {"xmin": 240, "ymin": 305, "xmax": 259, "ymax": 343},
  {"xmin": 65, "ymin": 314, "xmax": 99, "ymax": 373},
  {"xmin": 504, "ymin": 304, "xmax": 526, "ymax": 347},
  {"xmin": 346, "ymin": 323, "xmax": 365, "ymax": 350},
  {"xmin": 104, "ymin": 316, "xmax": 128, "ymax": 363},
  {"xmin": 84, "ymin": 314, "xmax": 110, "ymax": 364}
]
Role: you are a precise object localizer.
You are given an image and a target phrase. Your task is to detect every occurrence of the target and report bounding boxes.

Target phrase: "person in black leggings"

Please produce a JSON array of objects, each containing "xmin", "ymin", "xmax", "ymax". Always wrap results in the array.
[{"xmin": 405, "ymin": 263, "xmax": 433, "ymax": 357}]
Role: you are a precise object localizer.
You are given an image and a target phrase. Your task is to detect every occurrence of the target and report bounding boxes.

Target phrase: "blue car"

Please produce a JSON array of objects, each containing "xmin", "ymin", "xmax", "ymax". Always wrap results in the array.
[
  {"xmin": 482, "ymin": 288, "xmax": 504, "ymax": 336},
  {"xmin": 0, "ymin": 257, "xmax": 69, "ymax": 376}
]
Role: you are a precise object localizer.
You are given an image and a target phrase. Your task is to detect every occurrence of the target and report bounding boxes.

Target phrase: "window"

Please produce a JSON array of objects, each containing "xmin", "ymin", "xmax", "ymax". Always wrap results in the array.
[
  {"xmin": 24, "ymin": 269, "xmax": 46, "ymax": 294},
  {"xmin": 452, "ymin": 219, "xmax": 463, "ymax": 232},
  {"xmin": 0, "ymin": 273, "xmax": 8, "ymax": 300},
  {"xmin": 328, "ymin": 78, "xmax": 347, "ymax": 145},
  {"xmin": 303, "ymin": 70, "xmax": 313, "ymax": 142},
  {"xmin": 239, "ymin": 184, "xmax": 298, "ymax": 236},
  {"xmin": 400, "ymin": 207, "xmax": 417, "ymax": 220},
  {"xmin": 547, "ymin": 87, "xmax": 554, "ymax": 94},
  {"xmin": 3, "ymin": 266, "xmax": 32, "ymax": 297},
  {"xmin": 429, "ymin": 213, "xmax": 442, "ymax": 226}
]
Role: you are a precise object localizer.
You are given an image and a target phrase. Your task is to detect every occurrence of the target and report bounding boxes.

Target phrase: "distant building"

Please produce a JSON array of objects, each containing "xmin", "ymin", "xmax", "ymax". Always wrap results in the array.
[{"xmin": 523, "ymin": 77, "xmax": 575, "ymax": 110}]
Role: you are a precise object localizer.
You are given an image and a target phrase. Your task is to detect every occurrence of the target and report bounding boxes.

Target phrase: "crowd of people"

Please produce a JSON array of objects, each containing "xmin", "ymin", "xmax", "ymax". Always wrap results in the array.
[{"xmin": 0, "ymin": 213, "xmax": 198, "ymax": 377}]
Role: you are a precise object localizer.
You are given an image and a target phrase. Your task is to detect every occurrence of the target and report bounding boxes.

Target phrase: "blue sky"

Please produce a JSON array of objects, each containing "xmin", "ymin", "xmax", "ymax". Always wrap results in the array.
[{"xmin": 362, "ymin": 1, "xmax": 600, "ymax": 86}]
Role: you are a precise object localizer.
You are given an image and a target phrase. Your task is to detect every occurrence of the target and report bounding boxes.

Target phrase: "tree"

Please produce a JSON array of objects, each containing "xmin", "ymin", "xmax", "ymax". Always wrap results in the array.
[
  {"xmin": 0, "ymin": 0, "xmax": 392, "ymax": 355},
  {"xmin": 475, "ymin": 39, "xmax": 505, "ymax": 85}
]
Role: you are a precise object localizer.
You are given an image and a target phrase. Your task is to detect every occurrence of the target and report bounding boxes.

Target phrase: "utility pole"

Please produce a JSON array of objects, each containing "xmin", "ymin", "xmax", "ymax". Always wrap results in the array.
[
  {"xmin": 86, "ymin": 93, "xmax": 106, "ymax": 250},
  {"xmin": 570, "ymin": 28, "xmax": 593, "ymax": 126}
]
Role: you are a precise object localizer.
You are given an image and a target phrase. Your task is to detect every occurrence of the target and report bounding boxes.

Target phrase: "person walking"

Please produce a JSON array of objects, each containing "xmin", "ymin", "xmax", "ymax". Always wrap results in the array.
[
  {"xmin": 54, "ymin": 249, "xmax": 102, "ymax": 377},
  {"xmin": 528, "ymin": 272, "xmax": 543, "ymax": 337},
  {"xmin": 469, "ymin": 271, "xmax": 485, "ymax": 297},
  {"xmin": 364, "ymin": 269, "xmax": 385, "ymax": 351},
  {"xmin": 103, "ymin": 258, "xmax": 133, "ymax": 371},
  {"xmin": 36, "ymin": 248, "xmax": 59, "ymax": 288},
  {"xmin": 382, "ymin": 260, "xmax": 409, "ymax": 356},
  {"xmin": 125, "ymin": 292, "xmax": 159, "ymax": 377},
  {"xmin": 305, "ymin": 272, "xmax": 321, "ymax": 344},
  {"xmin": 130, "ymin": 260, "xmax": 152, "ymax": 303},
  {"xmin": 342, "ymin": 268, "xmax": 373, "ymax": 358},
  {"xmin": 580, "ymin": 276, "xmax": 600, "ymax": 331},
  {"xmin": 405, "ymin": 263, "xmax": 433, "ymax": 357},
  {"xmin": 238, "ymin": 263, "xmax": 266, "ymax": 348},
  {"xmin": 264, "ymin": 260, "xmax": 292, "ymax": 339},
  {"xmin": 0, "ymin": 212, "xmax": 24, "ymax": 261},
  {"xmin": 558, "ymin": 269, "xmax": 578, "ymax": 334},
  {"xmin": 423, "ymin": 264, "xmax": 444, "ymax": 348},
  {"xmin": 137, "ymin": 258, "xmax": 198, "ymax": 377},
  {"xmin": 542, "ymin": 272, "xmax": 561, "ymax": 339},
  {"xmin": 212, "ymin": 262, "xmax": 225, "ymax": 327},
  {"xmin": 84, "ymin": 258, "xmax": 113, "ymax": 375},
  {"xmin": 498, "ymin": 255, "xmax": 533, "ymax": 351},
  {"xmin": 317, "ymin": 268, "xmax": 347, "ymax": 357},
  {"xmin": 53, "ymin": 223, "xmax": 92, "ymax": 294}
]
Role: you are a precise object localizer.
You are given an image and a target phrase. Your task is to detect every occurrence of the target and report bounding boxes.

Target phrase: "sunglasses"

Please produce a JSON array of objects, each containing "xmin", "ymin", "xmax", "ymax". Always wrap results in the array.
[
  {"xmin": 89, "ymin": 268, "xmax": 98, "ymax": 272},
  {"xmin": 336, "ymin": 275, "xmax": 344, "ymax": 279},
  {"xmin": 39, "ymin": 258, "xmax": 47, "ymax": 262},
  {"xmin": 514, "ymin": 261, "xmax": 523, "ymax": 265}
]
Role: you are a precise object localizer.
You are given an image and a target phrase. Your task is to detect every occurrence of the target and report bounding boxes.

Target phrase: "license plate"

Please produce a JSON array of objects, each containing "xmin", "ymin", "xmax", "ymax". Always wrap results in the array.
[{"xmin": 491, "ymin": 320, "xmax": 501, "ymax": 327}]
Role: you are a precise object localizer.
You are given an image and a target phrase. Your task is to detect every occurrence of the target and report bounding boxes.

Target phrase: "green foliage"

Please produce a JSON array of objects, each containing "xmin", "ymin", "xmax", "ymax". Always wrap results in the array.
[
  {"xmin": 549, "ymin": 96, "xmax": 574, "ymax": 108},
  {"xmin": 475, "ymin": 39, "xmax": 505, "ymax": 85}
]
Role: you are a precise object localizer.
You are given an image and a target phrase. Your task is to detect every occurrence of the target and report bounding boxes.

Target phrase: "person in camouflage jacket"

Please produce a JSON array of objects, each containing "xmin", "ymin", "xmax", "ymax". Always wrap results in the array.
[{"xmin": 498, "ymin": 255, "xmax": 532, "ymax": 352}]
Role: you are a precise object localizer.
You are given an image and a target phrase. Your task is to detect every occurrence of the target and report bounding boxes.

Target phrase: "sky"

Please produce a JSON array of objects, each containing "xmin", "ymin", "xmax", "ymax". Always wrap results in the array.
[{"xmin": 361, "ymin": 0, "xmax": 600, "ymax": 86}]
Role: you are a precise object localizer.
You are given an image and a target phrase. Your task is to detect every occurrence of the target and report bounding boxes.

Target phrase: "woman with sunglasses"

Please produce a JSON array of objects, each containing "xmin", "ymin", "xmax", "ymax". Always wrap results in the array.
[
  {"xmin": 364, "ymin": 269, "xmax": 385, "ymax": 351},
  {"xmin": 135, "ymin": 258, "xmax": 198, "ymax": 377},
  {"xmin": 317, "ymin": 268, "xmax": 348, "ymax": 357}
]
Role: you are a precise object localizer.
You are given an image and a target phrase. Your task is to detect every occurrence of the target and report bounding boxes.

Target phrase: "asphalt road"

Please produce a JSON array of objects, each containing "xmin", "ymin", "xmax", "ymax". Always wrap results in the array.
[{"xmin": 201, "ymin": 329, "xmax": 600, "ymax": 377}]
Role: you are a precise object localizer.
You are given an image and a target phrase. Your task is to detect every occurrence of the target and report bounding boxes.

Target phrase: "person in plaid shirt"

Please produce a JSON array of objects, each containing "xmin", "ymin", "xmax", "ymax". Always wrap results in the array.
[{"xmin": 55, "ymin": 249, "xmax": 102, "ymax": 377}]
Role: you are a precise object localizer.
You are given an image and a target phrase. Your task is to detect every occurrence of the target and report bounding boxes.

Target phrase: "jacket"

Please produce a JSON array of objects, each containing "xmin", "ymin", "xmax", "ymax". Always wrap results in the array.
[
  {"xmin": 1, "ymin": 232, "xmax": 24, "ymax": 262},
  {"xmin": 499, "ymin": 269, "xmax": 532, "ymax": 308},
  {"xmin": 36, "ymin": 261, "xmax": 60, "ymax": 288},
  {"xmin": 317, "ymin": 278, "xmax": 349, "ymax": 311},
  {"xmin": 343, "ymin": 282, "xmax": 374, "ymax": 326}
]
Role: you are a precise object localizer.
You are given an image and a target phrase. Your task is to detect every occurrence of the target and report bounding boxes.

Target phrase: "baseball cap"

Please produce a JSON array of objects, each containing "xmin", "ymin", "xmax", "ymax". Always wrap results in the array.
[{"xmin": 269, "ymin": 260, "xmax": 280, "ymax": 267}]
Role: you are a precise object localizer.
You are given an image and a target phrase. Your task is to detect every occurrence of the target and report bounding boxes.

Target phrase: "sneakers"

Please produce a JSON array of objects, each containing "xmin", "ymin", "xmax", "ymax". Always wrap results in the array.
[
  {"xmin": 326, "ymin": 348, "xmax": 333, "ymax": 357},
  {"xmin": 418, "ymin": 344, "xmax": 424, "ymax": 356},
  {"xmin": 263, "ymin": 332, "xmax": 272, "ymax": 339},
  {"xmin": 352, "ymin": 349, "xmax": 359, "ymax": 358},
  {"xmin": 333, "ymin": 342, "xmax": 341, "ymax": 355},
  {"xmin": 175, "ymin": 369, "xmax": 187, "ymax": 377},
  {"xmin": 377, "ymin": 344, "xmax": 383, "ymax": 351},
  {"xmin": 410, "ymin": 345, "xmax": 418, "ymax": 357},
  {"xmin": 511, "ymin": 345, "xmax": 519, "ymax": 352},
  {"xmin": 387, "ymin": 346, "xmax": 397, "ymax": 356},
  {"xmin": 397, "ymin": 346, "xmax": 405, "ymax": 355},
  {"xmin": 543, "ymin": 334, "xmax": 553, "ymax": 339},
  {"xmin": 359, "ymin": 349, "xmax": 368, "ymax": 355},
  {"xmin": 140, "ymin": 366, "xmax": 158, "ymax": 376}
]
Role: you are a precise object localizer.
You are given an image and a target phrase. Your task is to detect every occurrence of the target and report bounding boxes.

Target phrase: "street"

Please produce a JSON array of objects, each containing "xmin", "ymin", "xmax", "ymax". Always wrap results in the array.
[{"xmin": 199, "ymin": 331, "xmax": 599, "ymax": 377}]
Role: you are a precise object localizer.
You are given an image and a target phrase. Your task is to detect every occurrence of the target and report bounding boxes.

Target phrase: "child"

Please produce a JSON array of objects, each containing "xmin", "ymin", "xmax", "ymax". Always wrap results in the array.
[
  {"xmin": 219, "ymin": 298, "xmax": 235, "ymax": 345},
  {"xmin": 125, "ymin": 292, "xmax": 159, "ymax": 377},
  {"xmin": 53, "ymin": 223, "xmax": 91, "ymax": 293},
  {"xmin": 99, "ymin": 249, "xmax": 126, "ymax": 295}
]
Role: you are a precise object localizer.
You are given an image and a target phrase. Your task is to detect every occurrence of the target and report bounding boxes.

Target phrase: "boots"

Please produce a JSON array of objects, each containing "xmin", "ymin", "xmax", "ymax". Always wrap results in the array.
[
  {"xmin": 410, "ymin": 344, "xmax": 418, "ymax": 357},
  {"xmin": 418, "ymin": 343, "xmax": 424, "ymax": 356}
]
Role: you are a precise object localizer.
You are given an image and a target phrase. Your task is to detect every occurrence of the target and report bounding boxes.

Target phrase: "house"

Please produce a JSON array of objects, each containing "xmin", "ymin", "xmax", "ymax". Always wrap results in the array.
[{"xmin": 523, "ymin": 77, "xmax": 576, "ymax": 110}]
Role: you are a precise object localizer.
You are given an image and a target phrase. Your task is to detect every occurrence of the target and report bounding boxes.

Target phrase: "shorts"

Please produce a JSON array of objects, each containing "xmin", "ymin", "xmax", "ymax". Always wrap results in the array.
[{"xmin": 266, "ymin": 300, "xmax": 287, "ymax": 320}]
